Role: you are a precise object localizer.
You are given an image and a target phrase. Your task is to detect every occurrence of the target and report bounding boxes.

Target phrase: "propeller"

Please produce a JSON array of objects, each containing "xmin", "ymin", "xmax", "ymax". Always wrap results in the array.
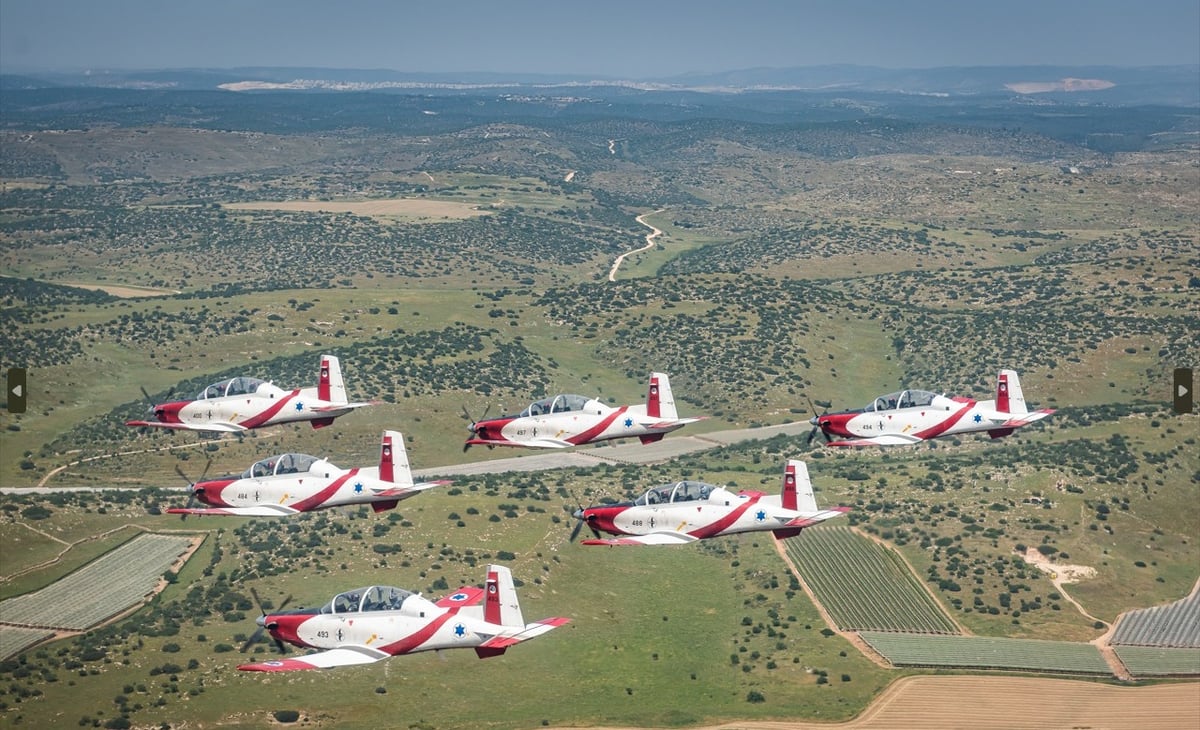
[
  {"xmin": 566, "ymin": 491, "xmax": 600, "ymax": 542},
  {"xmin": 240, "ymin": 587, "xmax": 293, "ymax": 654},
  {"xmin": 460, "ymin": 404, "xmax": 491, "ymax": 452},
  {"xmin": 804, "ymin": 395, "xmax": 830, "ymax": 447},
  {"xmin": 173, "ymin": 459, "xmax": 212, "ymax": 520},
  {"xmin": 139, "ymin": 385, "xmax": 174, "ymax": 414}
]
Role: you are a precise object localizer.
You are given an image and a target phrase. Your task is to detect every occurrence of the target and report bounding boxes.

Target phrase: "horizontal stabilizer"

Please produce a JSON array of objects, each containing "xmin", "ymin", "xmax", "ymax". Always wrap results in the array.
[
  {"xmin": 781, "ymin": 506, "xmax": 852, "ymax": 528},
  {"xmin": 310, "ymin": 400, "xmax": 378, "ymax": 413},
  {"xmin": 477, "ymin": 617, "xmax": 571, "ymax": 650},
  {"xmin": 1001, "ymin": 408, "xmax": 1055, "ymax": 428},
  {"xmin": 644, "ymin": 416, "xmax": 706, "ymax": 431},
  {"xmin": 166, "ymin": 504, "xmax": 301, "ymax": 517},
  {"xmin": 238, "ymin": 645, "xmax": 390, "ymax": 672},
  {"xmin": 371, "ymin": 479, "xmax": 451, "ymax": 499}
]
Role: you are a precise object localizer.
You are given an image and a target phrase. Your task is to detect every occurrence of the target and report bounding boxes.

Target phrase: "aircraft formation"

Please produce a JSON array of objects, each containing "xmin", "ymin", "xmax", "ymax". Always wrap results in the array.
[{"xmin": 123, "ymin": 355, "xmax": 1054, "ymax": 672}]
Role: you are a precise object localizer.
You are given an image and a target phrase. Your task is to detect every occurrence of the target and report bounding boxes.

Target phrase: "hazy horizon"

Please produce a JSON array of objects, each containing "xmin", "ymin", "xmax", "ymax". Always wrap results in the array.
[{"xmin": 2, "ymin": 0, "xmax": 1198, "ymax": 78}]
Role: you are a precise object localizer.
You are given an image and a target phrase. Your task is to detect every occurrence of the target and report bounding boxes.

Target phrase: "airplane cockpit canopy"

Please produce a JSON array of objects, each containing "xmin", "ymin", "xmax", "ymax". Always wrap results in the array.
[
  {"xmin": 520, "ymin": 393, "xmax": 591, "ymax": 417},
  {"xmin": 198, "ymin": 376, "xmax": 266, "ymax": 400},
  {"xmin": 863, "ymin": 389, "xmax": 938, "ymax": 412},
  {"xmin": 242, "ymin": 453, "xmax": 322, "ymax": 479},
  {"xmin": 321, "ymin": 585, "xmax": 414, "ymax": 614},
  {"xmin": 635, "ymin": 480, "xmax": 717, "ymax": 506}
]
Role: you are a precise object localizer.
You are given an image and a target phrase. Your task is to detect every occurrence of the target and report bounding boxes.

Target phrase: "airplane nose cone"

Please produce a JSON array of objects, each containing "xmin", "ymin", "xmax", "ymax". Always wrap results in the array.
[
  {"xmin": 155, "ymin": 401, "xmax": 186, "ymax": 425},
  {"xmin": 572, "ymin": 509, "xmax": 584, "ymax": 520},
  {"xmin": 809, "ymin": 415, "xmax": 819, "ymax": 426},
  {"xmin": 255, "ymin": 615, "xmax": 266, "ymax": 628}
]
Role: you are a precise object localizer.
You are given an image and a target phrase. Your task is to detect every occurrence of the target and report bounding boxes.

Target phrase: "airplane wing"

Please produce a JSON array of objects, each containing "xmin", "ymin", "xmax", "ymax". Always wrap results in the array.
[
  {"xmin": 825, "ymin": 433, "xmax": 925, "ymax": 447},
  {"xmin": 476, "ymin": 617, "xmax": 571, "ymax": 650},
  {"xmin": 165, "ymin": 505, "xmax": 301, "ymax": 517},
  {"xmin": 581, "ymin": 532, "xmax": 700, "ymax": 546},
  {"xmin": 465, "ymin": 437, "xmax": 573, "ymax": 449},
  {"xmin": 125, "ymin": 420, "xmax": 246, "ymax": 433},
  {"xmin": 370, "ymin": 479, "xmax": 452, "ymax": 499},
  {"xmin": 238, "ymin": 645, "xmax": 391, "ymax": 672},
  {"xmin": 435, "ymin": 585, "xmax": 486, "ymax": 608},
  {"xmin": 780, "ymin": 506, "xmax": 852, "ymax": 528}
]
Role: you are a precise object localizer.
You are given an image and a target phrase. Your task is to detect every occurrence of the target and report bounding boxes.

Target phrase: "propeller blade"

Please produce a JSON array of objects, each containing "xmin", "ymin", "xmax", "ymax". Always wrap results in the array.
[
  {"xmin": 241, "ymin": 588, "xmax": 291, "ymax": 654},
  {"xmin": 174, "ymin": 459, "xmax": 212, "ymax": 519},
  {"xmin": 803, "ymin": 395, "xmax": 831, "ymax": 447},
  {"xmin": 568, "ymin": 518, "xmax": 584, "ymax": 543},
  {"xmin": 240, "ymin": 626, "xmax": 266, "ymax": 653}
]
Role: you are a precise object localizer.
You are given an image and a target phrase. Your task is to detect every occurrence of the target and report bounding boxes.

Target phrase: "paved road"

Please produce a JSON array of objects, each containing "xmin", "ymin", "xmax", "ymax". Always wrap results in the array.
[
  {"xmin": 413, "ymin": 421, "xmax": 812, "ymax": 478},
  {"xmin": 0, "ymin": 422, "xmax": 814, "ymax": 494}
]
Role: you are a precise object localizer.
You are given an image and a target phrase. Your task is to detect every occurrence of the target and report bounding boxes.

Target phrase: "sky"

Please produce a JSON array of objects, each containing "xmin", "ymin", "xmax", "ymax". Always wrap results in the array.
[{"xmin": 2, "ymin": 0, "xmax": 1198, "ymax": 77}]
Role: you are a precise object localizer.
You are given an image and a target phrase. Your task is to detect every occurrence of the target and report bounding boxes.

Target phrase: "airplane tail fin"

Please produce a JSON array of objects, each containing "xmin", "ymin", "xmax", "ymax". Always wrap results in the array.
[
  {"xmin": 483, "ymin": 564, "xmax": 524, "ymax": 628},
  {"xmin": 379, "ymin": 430, "xmax": 413, "ymax": 486},
  {"xmin": 783, "ymin": 459, "xmax": 818, "ymax": 513},
  {"xmin": 318, "ymin": 355, "xmax": 349, "ymax": 404},
  {"xmin": 647, "ymin": 372, "xmax": 678, "ymax": 420},
  {"xmin": 996, "ymin": 369, "xmax": 1027, "ymax": 415},
  {"xmin": 775, "ymin": 458, "xmax": 848, "ymax": 539}
]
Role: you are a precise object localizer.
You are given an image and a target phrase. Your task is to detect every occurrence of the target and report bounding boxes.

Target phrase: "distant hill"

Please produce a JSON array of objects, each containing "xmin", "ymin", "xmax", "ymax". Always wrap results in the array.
[{"xmin": 2, "ymin": 64, "xmax": 1196, "ymax": 105}]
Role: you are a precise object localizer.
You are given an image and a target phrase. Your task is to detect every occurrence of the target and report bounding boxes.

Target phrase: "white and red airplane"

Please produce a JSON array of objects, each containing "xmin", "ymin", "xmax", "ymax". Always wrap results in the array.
[
  {"xmin": 167, "ymin": 430, "xmax": 448, "ymax": 516},
  {"xmin": 809, "ymin": 369, "xmax": 1054, "ymax": 448},
  {"xmin": 572, "ymin": 459, "xmax": 848, "ymax": 546},
  {"xmin": 238, "ymin": 564, "xmax": 569, "ymax": 671},
  {"xmin": 127, "ymin": 354, "xmax": 373, "ymax": 433},
  {"xmin": 464, "ymin": 371, "xmax": 703, "ymax": 450}
]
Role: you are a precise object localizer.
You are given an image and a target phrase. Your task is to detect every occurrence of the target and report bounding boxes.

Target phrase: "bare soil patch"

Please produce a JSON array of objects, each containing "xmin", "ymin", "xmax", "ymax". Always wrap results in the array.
[
  {"xmin": 56, "ymin": 281, "xmax": 178, "ymax": 297},
  {"xmin": 547, "ymin": 676, "xmax": 1199, "ymax": 730}
]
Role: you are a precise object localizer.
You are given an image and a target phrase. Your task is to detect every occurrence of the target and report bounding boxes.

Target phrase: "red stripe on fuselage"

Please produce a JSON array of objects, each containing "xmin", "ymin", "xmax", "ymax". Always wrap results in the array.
[
  {"xmin": 689, "ymin": 493, "xmax": 761, "ymax": 539},
  {"xmin": 913, "ymin": 401, "xmax": 975, "ymax": 440},
  {"xmin": 239, "ymin": 389, "xmax": 303, "ymax": 429},
  {"xmin": 379, "ymin": 610, "xmax": 457, "ymax": 655},
  {"xmin": 567, "ymin": 407, "xmax": 629, "ymax": 445},
  {"xmin": 289, "ymin": 468, "xmax": 360, "ymax": 513}
]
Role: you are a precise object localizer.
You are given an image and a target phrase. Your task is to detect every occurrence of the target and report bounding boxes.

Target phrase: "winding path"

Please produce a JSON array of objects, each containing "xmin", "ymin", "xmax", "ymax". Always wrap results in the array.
[{"xmin": 608, "ymin": 209, "xmax": 665, "ymax": 281}]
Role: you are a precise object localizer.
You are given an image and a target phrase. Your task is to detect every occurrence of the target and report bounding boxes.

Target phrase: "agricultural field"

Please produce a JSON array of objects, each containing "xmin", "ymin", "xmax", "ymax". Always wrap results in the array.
[
  {"xmin": 0, "ymin": 84, "xmax": 1197, "ymax": 728},
  {"xmin": 1111, "ymin": 587, "xmax": 1200, "ymax": 648},
  {"xmin": 783, "ymin": 525, "xmax": 959, "ymax": 633},
  {"xmin": 858, "ymin": 632, "xmax": 1112, "ymax": 675},
  {"xmin": 0, "ymin": 532, "xmax": 197, "ymax": 634},
  {"xmin": 1113, "ymin": 646, "xmax": 1200, "ymax": 677}
]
